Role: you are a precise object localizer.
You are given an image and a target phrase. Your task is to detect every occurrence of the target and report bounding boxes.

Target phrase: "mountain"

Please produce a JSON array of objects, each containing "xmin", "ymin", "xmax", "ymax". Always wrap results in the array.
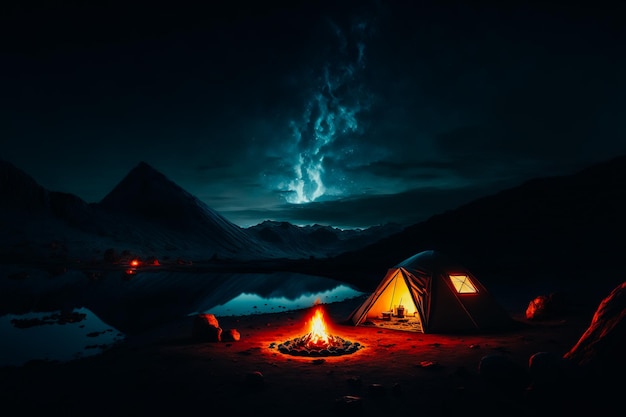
[
  {"xmin": 246, "ymin": 220, "xmax": 404, "ymax": 259},
  {"xmin": 0, "ymin": 160, "xmax": 281, "ymax": 261},
  {"xmin": 0, "ymin": 160, "xmax": 110, "ymax": 261},
  {"xmin": 0, "ymin": 159, "xmax": 49, "ymax": 212},
  {"xmin": 97, "ymin": 161, "xmax": 269, "ymax": 259},
  {"xmin": 305, "ymin": 154, "xmax": 626, "ymax": 291},
  {"xmin": 0, "ymin": 160, "xmax": 400, "ymax": 263},
  {"xmin": 6, "ymin": 154, "xmax": 624, "ymax": 276}
]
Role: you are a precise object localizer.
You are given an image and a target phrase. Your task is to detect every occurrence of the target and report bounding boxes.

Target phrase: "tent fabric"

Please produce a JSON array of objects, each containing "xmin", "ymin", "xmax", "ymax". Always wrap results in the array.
[{"xmin": 347, "ymin": 250, "xmax": 512, "ymax": 333}]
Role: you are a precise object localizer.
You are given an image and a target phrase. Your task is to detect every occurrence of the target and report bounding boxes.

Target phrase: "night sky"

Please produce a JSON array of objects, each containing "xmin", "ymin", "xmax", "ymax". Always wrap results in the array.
[{"xmin": 3, "ymin": 1, "xmax": 625, "ymax": 228}]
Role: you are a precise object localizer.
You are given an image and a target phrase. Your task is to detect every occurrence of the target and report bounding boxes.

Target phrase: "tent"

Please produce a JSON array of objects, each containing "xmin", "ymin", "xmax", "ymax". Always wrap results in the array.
[{"xmin": 347, "ymin": 250, "xmax": 512, "ymax": 333}]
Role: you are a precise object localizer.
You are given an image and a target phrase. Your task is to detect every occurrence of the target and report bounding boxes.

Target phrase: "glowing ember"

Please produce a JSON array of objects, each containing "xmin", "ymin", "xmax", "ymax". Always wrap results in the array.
[{"xmin": 274, "ymin": 306, "xmax": 363, "ymax": 357}]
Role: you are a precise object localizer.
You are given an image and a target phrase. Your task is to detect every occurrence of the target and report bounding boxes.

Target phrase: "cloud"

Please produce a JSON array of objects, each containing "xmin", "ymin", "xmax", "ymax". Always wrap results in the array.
[
  {"xmin": 4, "ymin": 0, "xmax": 625, "ymax": 231},
  {"xmin": 224, "ymin": 182, "xmax": 499, "ymax": 228},
  {"xmin": 256, "ymin": 8, "xmax": 381, "ymax": 205}
]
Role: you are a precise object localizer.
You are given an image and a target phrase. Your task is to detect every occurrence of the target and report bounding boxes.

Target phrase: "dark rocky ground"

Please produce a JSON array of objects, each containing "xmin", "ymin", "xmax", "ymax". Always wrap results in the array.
[{"xmin": 1, "ymin": 279, "xmax": 622, "ymax": 417}]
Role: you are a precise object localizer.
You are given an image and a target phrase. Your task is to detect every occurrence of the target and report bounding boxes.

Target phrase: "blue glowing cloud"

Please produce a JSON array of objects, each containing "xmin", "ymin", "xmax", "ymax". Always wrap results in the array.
[{"xmin": 278, "ymin": 18, "xmax": 373, "ymax": 204}]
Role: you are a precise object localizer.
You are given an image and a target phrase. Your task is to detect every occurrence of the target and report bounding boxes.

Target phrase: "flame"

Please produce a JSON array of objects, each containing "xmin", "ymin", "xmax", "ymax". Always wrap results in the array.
[
  {"xmin": 277, "ymin": 304, "xmax": 364, "ymax": 356},
  {"xmin": 304, "ymin": 307, "xmax": 332, "ymax": 348},
  {"xmin": 130, "ymin": 259, "xmax": 140, "ymax": 267}
]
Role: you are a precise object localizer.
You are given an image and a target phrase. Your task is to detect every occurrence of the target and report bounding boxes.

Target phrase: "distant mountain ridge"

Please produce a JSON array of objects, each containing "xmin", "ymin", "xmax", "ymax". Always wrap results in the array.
[
  {"xmin": 247, "ymin": 220, "xmax": 404, "ymax": 258},
  {"xmin": 0, "ymin": 159, "xmax": 402, "ymax": 262},
  {"xmin": 4, "ymin": 154, "xmax": 625, "ymax": 282}
]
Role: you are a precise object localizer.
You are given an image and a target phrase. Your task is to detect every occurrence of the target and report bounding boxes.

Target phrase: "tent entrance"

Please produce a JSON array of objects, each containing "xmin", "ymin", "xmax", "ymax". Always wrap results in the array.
[
  {"xmin": 365, "ymin": 312, "xmax": 424, "ymax": 333},
  {"xmin": 361, "ymin": 269, "xmax": 425, "ymax": 333}
]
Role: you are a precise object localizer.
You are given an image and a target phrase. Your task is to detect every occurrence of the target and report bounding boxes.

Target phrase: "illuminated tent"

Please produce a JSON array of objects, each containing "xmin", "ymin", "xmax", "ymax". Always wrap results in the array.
[{"xmin": 347, "ymin": 250, "xmax": 512, "ymax": 333}]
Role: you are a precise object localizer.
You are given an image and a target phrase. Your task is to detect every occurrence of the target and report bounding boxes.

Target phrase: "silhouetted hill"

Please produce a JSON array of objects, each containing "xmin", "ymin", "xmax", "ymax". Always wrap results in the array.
[
  {"xmin": 0, "ymin": 159, "xmax": 49, "ymax": 212},
  {"xmin": 309, "ymin": 154, "xmax": 626, "ymax": 291}
]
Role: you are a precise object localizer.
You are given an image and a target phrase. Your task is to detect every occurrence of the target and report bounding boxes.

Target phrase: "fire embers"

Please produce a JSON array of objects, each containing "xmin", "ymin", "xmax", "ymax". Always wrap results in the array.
[
  {"xmin": 277, "ymin": 334, "xmax": 362, "ymax": 357},
  {"xmin": 275, "ymin": 306, "xmax": 364, "ymax": 357}
]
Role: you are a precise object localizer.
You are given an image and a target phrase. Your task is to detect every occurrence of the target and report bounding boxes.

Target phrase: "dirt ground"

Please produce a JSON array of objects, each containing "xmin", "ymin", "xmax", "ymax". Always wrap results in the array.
[{"xmin": 1, "ymin": 294, "xmax": 610, "ymax": 417}]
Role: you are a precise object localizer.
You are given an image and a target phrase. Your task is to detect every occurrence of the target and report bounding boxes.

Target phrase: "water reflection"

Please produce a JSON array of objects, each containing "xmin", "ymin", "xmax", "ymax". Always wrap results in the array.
[
  {"xmin": 197, "ymin": 284, "xmax": 362, "ymax": 316},
  {"xmin": 0, "ymin": 307, "xmax": 124, "ymax": 367},
  {"xmin": 0, "ymin": 267, "xmax": 362, "ymax": 366}
]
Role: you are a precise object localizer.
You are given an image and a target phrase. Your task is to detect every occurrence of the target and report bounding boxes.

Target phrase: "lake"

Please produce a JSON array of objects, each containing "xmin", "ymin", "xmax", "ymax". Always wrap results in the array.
[
  {"xmin": 0, "ymin": 307, "xmax": 124, "ymax": 367},
  {"xmin": 0, "ymin": 267, "xmax": 364, "ymax": 367}
]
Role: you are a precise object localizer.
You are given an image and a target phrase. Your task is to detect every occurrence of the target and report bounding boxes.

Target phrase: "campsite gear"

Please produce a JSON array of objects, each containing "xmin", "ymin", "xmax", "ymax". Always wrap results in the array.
[{"xmin": 347, "ymin": 250, "xmax": 511, "ymax": 333}]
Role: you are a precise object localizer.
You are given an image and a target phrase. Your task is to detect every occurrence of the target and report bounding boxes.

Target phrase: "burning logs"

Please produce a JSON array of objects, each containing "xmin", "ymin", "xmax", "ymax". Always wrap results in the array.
[
  {"xmin": 275, "ymin": 306, "xmax": 364, "ymax": 357},
  {"xmin": 277, "ymin": 334, "xmax": 362, "ymax": 357}
]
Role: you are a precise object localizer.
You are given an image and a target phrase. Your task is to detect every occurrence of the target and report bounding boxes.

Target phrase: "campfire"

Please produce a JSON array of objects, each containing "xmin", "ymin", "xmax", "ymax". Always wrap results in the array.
[{"xmin": 276, "ymin": 305, "xmax": 363, "ymax": 357}]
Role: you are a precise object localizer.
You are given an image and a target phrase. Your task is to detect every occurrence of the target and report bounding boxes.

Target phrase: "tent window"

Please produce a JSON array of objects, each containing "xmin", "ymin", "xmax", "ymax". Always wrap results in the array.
[{"xmin": 449, "ymin": 274, "xmax": 477, "ymax": 293}]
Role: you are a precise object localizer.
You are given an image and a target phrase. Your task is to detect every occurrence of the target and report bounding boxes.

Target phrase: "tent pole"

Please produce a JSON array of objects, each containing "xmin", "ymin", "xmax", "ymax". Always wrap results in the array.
[{"xmin": 389, "ymin": 272, "xmax": 398, "ymax": 312}]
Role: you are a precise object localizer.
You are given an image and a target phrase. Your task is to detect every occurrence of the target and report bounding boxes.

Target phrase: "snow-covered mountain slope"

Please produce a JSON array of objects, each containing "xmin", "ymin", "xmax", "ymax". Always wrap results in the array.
[{"xmin": 246, "ymin": 220, "xmax": 404, "ymax": 258}]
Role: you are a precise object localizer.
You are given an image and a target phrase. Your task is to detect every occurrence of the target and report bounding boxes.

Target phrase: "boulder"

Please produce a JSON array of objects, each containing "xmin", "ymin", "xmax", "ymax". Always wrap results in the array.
[
  {"xmin": 528, "ymin": 351, "xmax": 575, "ymax": 388},
  {"xmin": 525, "ymin": 291, "xmax": 573, "ymax": 320},
  {"xmin": 192, "ymin": 314, "xmax": 222, "ymax": 342},
  {"xmin": 478, "ymin": 354, "xmax": 529, "ymax": 390},
  {"xmin": 524, "ymin": 283, "xmax": 626, "ymax": 414},
  {"xmin": 222, "ymin": 329, "xmax": 241, "ymax": 342},
  {"xmin": 334, "ymin": 395, "xmax": 363, "ymax": 412},
  {"xmin": 526, "ymin": 295, "xmax": 550, "ymax": 320},
  {"xmin": 563, "ymin": 281, "xmax": 626, "ymax": 376}
]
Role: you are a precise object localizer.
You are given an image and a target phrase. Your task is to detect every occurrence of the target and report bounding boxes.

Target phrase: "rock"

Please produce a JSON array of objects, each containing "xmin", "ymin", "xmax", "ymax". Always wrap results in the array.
[
  {"xmin": 564, "ymin": 281, "xmax": 626, "ymax": 376},
  {"xmin": 526, "ymin": 292, "xmax": 570, "ymax": 320},
  {"xmin": 222, "ymin": 329, "xmax": 241, "ymax": 342},
  {"xmin": 417, "ymin": 360, "xmax": 440, "ymax": 369},
  {"xmin": 478, "ymin": 354, "xmax": 529, "ymax": 390},
  {"xmin": 335, "ymin": 395, "xmax": 362, "ymax": 412},
  {"xmin": 191, "ymin": 314, "xmax": 222, "ymax": 342},
  {"xmin": 368, "ymin": 383, "xmax": 386, "ymax": 396},
  {"xmin": 528, "ymin": 351, "xmax": 574, "ymax": 388},
  {"xmin": 245, "ymin": 371, "xmax": 264, "ymax": 389},
  {"xmin": 525, "ymin": 295, "xmax": 551, "ymax": 320},
  {"xmin": 525, "ymin": 353, "xmax": 585, "ymax": 413}
]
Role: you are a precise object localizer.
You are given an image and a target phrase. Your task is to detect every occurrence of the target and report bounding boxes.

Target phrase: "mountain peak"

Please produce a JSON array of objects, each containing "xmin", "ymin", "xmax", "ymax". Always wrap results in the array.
[
  {"xmin": 99, "ymin": 162, "xmax": 184, "ymax": 210},
  {"xmin": 134, "ymin": 160, "xmax": 157, "ymax": 172},
  {"xmin": 97, "ymin": 161, "xmax": 254, "ymax": 247},
  {"xmin": 128, "ymin": 161, "xmax": 168, "ymax": 183}
]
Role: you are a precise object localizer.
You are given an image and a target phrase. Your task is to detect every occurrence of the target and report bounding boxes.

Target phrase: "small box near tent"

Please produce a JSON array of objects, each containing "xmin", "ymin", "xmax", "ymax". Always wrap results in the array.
[{"xmin": 346, "ymin": 250, "xmax": 512, "ymax": 333}]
